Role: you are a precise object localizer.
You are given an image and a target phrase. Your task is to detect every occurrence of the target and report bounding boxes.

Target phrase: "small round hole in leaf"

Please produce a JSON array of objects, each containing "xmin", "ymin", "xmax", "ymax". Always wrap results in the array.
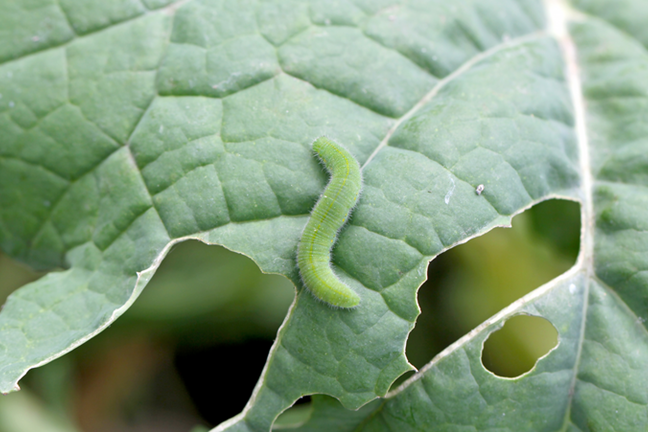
[{"xmin": 481, "ymin": 315, "xmax": 558, "ymax": 378}]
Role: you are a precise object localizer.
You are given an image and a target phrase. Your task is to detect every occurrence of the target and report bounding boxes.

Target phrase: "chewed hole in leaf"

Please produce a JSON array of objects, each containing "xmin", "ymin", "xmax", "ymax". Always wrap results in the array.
[
  {"xmin": 133, "ymin": 240, "xmax": 294, "ymax": 426},
  {"xmin": 481, "ymin": 315, "xmax": 558, "ymax": 378},
  {"xmin": 79, "ymin": 240, "xmax": 293, "ymax": 428},
  {"xmin": 274, "ymin": 396, "xmax": 313, "ymax": 428},
  {"xmin": 132, "ymin": 240, "xmax": 294, "ymax": 323},
  {"xmin": 406, "ymin": 198, "xmax": 579, "ymax": 370}
]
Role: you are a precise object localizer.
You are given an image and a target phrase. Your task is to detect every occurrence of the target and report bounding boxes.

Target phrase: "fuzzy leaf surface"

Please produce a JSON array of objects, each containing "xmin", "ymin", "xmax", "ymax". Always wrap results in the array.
[{"xmin": 0, "ymin": 1, "xmax": 645, "ymax": 431}]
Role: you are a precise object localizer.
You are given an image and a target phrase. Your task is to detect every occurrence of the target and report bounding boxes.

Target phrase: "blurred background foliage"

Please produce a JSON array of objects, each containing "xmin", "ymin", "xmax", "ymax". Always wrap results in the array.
[{"xmin": 0, "ymin": 199, "xmax": 580, "ymax": 431}]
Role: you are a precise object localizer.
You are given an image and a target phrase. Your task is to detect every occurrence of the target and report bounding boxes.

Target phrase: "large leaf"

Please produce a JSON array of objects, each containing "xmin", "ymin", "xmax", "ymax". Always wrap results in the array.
[{"xmin": 0, "ymin": 1, "xmax": 645, "ymax": 431}]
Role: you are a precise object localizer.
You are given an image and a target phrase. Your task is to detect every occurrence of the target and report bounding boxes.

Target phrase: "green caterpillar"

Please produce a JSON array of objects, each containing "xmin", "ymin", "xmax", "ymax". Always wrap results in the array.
[{"xmin": 297, "ymin": 137, "xmax": 363, "ymax": 308}]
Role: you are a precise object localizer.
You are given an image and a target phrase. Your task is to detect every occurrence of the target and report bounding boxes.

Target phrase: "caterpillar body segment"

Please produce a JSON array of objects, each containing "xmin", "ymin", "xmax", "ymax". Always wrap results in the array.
[{"xmin": 297, "ymin": 137, "xmax": 363, "ymax": 308}]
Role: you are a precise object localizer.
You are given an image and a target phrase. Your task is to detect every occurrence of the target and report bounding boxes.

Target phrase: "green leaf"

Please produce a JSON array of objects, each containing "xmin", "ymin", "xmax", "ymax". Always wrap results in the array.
[
  {"xmin": 0, "ymin": 389, "xmax": 79, "ymax": 432},
  {"xmin": 0, "ymin": 0, "xmax": 646, "ymax": 431}
]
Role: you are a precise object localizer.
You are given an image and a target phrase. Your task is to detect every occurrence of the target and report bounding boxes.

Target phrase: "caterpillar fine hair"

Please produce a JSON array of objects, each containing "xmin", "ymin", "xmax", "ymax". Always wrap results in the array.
[{"xmin": 297, "ymin": 137, "xmax": 363, "ymax": 308}]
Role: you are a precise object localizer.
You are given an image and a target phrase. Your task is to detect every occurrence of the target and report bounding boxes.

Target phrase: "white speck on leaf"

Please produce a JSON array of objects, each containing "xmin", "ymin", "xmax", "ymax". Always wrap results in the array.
[
  {"xmin": 32, "ymin": 35, "xmax": 40, "ymax": 42},
  {"xmin": 475, "ymin": 184, "xmax": 484, "ymax": 195},
  {"xmin": 444, "ymin": 175, "xmax": 455, "ymax": 205},
  {"xmin": 569, "ymin": 284, "xmax": 577, "ymax": 294}
]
